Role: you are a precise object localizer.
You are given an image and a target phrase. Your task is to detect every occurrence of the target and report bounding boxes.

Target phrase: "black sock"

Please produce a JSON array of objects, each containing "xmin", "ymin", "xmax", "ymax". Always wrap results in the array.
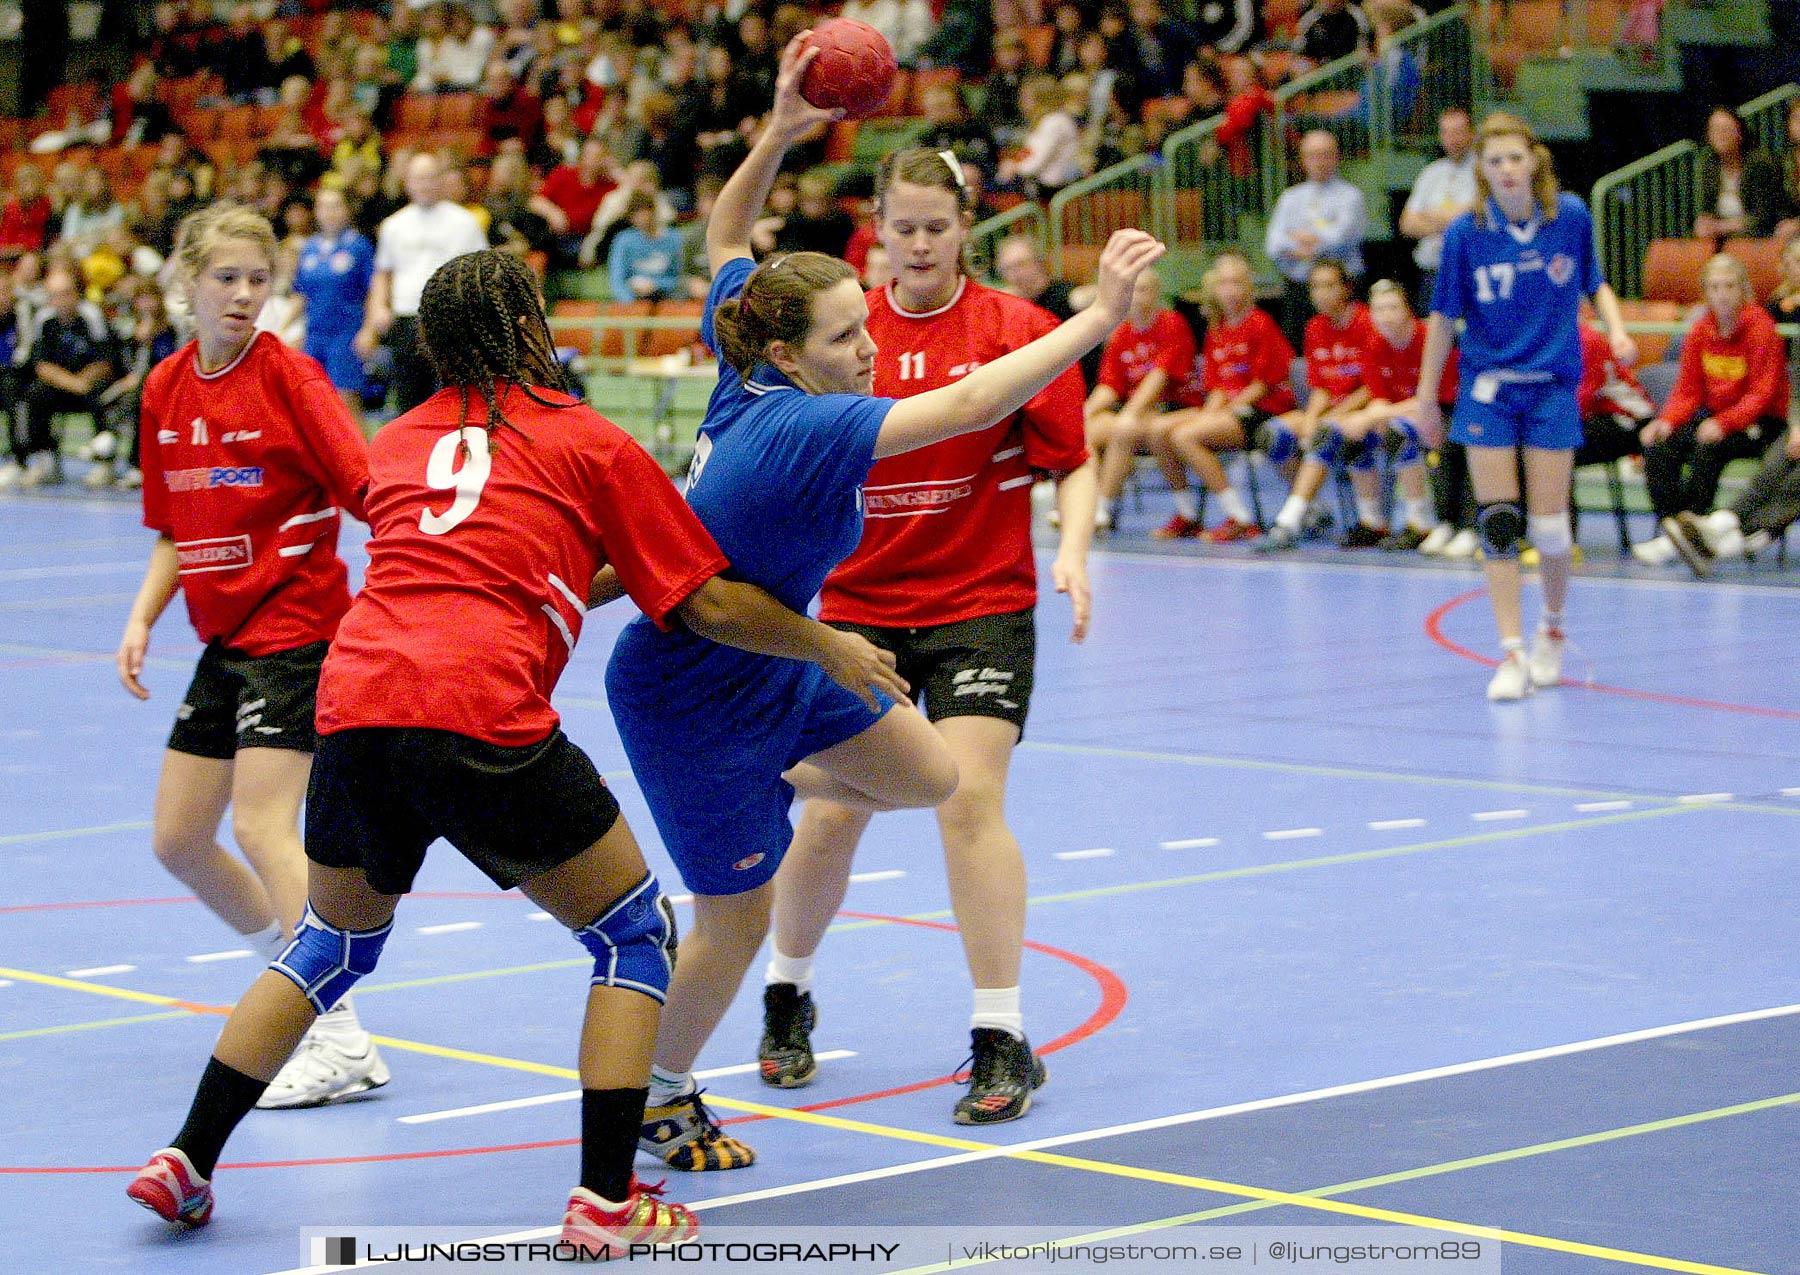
[
  {"xmin": 171, "ymin": 1057, "xmax": 270, "ymax": 1179},
  {"xmin": 580, "ymin": 1088, "xmax": 648, "ymax": 1204}
]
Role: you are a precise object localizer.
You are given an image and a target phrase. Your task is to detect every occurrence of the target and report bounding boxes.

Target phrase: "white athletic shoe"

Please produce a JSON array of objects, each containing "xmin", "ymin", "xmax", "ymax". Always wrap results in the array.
[
  {"xmin": 1486, "ymin": 650, "xmax": 1536, "ymax": 702},
  {"xmin": 19, "ymin": 453, "xmax": 60, "ymax": 488},
  {"xmin": 1630, "ymin": 534, "xmax": 1678, "ymax": 566},
  {"xmin": 117, "ymin": 466, "xmax": 143, "ymax": 490},
  {"xmin": 1528, "ymin": 625, "xmax": 1566, "ymax": 688},
  {"xmin": 82, "ymin": 462, "xmax": 116, "ymax": 488},
  {"xmin": 1416, "ymin": 524, "xmax": 1455, "ymax": 555},
  {"xmin": 0, "ymin": 458, "xmax": 21, "ymax": 489},
  {"xmin": 1440, "ymin": 528, "xmax": 1481, "ymax": 559},
  {"xmin": 256, "ymin": 1025, "xmax": 390, "ymax": 1109}
]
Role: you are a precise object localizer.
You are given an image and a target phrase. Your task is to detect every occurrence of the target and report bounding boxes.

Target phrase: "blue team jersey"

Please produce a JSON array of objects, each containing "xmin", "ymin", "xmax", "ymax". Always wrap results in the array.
[
  {"xmin": 1431, "ymin": 192, "xmax": 1603, "ymax": 387},
  {"xmin": 604, "ymin": 256, "xmax": 898, "ymax": 895},
  {"xmin": 293, "ymin": 229, "xmax": 375, "ymax": 337}
]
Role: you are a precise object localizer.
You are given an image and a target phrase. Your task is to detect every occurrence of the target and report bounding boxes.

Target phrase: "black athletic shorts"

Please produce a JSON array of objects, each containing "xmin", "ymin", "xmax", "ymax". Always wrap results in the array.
[
  {"xmin": 831, "ymin": 607, "xmax": 1036, "ymax": 735},
  {"xmin": 305, "ymin": 727, "xmax": 622, "ymax": 896},
  {"xmin": 167, "ymin": 640, "xmax": 327, "ymax": 759}
]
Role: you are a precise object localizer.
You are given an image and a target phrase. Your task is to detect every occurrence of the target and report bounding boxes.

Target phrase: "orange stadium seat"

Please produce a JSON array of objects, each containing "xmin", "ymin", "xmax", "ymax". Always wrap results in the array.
[
  {"xmin": 395, "ymin": 95, "xmax": 436, "ymax": 133},
  {"xmin": 824, "ymin": 120, "xmax": 860, "ymax": 163},
  {"xmin": 1617, "ymin": 299, "xmax": 1688, "ymax": 366},
  {"xmin": 868, "ymin": 70, "xmax": 914, "ymax": 119},
  {"xmin": 1642, "ymin": 238, "xmax": 1713, "ymax": 304},
  {"xmin": 1020, "ymin": 25, "xmax": 1054, "ymax": 70},
  {"xmin": 597, "ymin": 300, "xmax": 655, "ymax": 360},
  {"xmin": 908, "ymin": 67, "xmax": 962, "ymax": 114},
  {"xmin": 1723, "ymin": 237, "xmax": 1782, "ymax": 301},
  {"xmin": 642, "ymin": 299, "xmax": 705, "ymax": 359},
  {"xmin": 550, "ymin": 299, "xmax": 602, "ymax": 357},
  {"xmin": 437, "ymin": 94, "xmax": 481, "ymax": 128},
  {"xmin": 1057, "ymin": 189, "xmax": 1145, "ymax": 244}
]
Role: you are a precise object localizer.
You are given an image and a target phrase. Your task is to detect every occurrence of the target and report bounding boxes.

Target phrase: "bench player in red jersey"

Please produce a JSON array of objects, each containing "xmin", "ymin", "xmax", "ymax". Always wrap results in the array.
[
  {"xmin": 117, "ymin": 203, "xmax": 386, "ymax": 1110},
  {"xmin": 127, "ymin": 248, "xmax": 907, "ymax": 1255}
]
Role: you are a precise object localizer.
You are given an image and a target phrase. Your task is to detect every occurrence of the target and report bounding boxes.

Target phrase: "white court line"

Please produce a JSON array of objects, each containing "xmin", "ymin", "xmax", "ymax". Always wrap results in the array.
[
  {"xmin": 0, "ymin": 980, "xmax": 12, "ymax": 988},
  {"xmin": 1575, "ymin": 800, "xmax": 1633, "ymax": 813},
  {"xmin": 0, "ymin": 820, "xmax": 151, "ymax": 848},
  {"xmin": 265, "ymin": 1001, "xmax": 1800, "ymax": 1274},
  {"xmin": 1055, "ymin": 849, "xmax": 1114, "ymax": 860},
  {"xmin": 525, "ymin": 912, "xmax": 554, "ymax": 922},
  {"xmin": 1159, "ymin": 837, "xmax": 1219, "ymax": 849},
  {"xmin": 0, "ymin": 560, "xmax": 143, "ymax": 582},
  {"xmin": 849, "ymin": 870, "xmax": 906, "ymax": 883},
  {"xmin": 186, "ymin": 949, "xmax": 253, "ymax": 964},
  {"xmin": 1367, "ymin": 818, "xmax": 1426, "ymax": 831},
  {"xmin": 1677, "ymin": 792, "xmax": 1734, "ymax": 804},
  {"xmin": 416, "ymin": 922, "xmax": 482, "ymax": 936},
  {"xmin": 1262, "ymin": 828, "xmax": 1322, "ymax": 841},
  {"xmin": 1471, "ymin": 809, "xmax": 1529, "ymax": 821},
  {"xmin": 397, "ymin": 1052, "xmax": 860, "ymax": 1124},
  {"xmin": 64, "ymin": 964, "xmax": 134, "ymax": 978},
  {"xmin": 1782, "ymin": 787, "xmax": 1800, "ymax": 797}
]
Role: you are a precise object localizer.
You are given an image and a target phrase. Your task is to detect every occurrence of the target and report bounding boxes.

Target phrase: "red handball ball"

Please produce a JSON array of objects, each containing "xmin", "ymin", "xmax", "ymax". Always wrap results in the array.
[{"xmin": 800, "ymin": 19, "xmax": 899, "ymax": 120}]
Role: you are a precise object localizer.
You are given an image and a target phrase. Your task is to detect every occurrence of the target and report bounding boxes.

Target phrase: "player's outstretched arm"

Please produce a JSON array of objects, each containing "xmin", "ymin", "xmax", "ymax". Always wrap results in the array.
[
  {"xmin": 117, "ymin": 535, "xmax": 180, "ymax": 701},
  {"xmin": 707, "ymin": 33, "xmax": 842, "ymax": 276},
  {"xmin": 875, "ymin": 229, "xmax": 1165, "ymax": 459},
  {"xmin": 674, "ymin": 575, "xmax": 909, "ymax": 711}
]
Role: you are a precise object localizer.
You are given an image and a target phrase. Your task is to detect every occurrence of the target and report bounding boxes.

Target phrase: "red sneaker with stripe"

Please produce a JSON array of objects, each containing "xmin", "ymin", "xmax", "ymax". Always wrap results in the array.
[
  {"xmin": 127, "ymin": 1148, "xmax": 214, "ymax": 1227},
  {"xmin": 563, "ymin": 1177, "xmax": 697, "ymax": 1258}
]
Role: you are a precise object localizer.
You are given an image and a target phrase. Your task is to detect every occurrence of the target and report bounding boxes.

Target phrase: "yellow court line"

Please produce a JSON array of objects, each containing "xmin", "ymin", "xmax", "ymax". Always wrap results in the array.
[
  {"xmin": 0, "ymin": 965, "xmax": 214, "ymax": 1009},
  {"xmin": 0, "ymin": 1009, "xmax": 192, "ymax": 1042},
  {"xmin": 0, "ymin": 963, "xmax": 1768, "ymax": 1273}
]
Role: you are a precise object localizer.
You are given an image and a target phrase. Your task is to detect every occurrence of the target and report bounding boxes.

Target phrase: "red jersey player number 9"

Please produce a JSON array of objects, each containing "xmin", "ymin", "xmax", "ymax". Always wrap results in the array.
[{"xmin": 421, "ymin": 427, "xmax": 493, "ymax": 535}]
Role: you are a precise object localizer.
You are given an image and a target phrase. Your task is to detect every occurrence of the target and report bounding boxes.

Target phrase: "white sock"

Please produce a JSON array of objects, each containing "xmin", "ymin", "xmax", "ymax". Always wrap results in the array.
[
  {"xmin": 249, "ymin": 921, "xmax": 289, "ymax": 961},
  {"xmin": 1217, "ymin": 486, "xmax": 1252, "ymax": 524},
  {"xmin": 765, "ymin": 948, "xmax": 815, "ymax": 993},
  {"xmin": 971, "ymin": 987, "xmax": 1024, "ymax": 1039},
  {"xmin": 1501, "ymin": 636, "xmax": 1525, "ymax": 657},
  {"xmin": 313, "ymin": 997, "xmax": 366, "ymax": 1041},
  {"xmin": 1355, "ymin": 494, "xmax": 1384, "ymax": 527},
  {"xmin": 1275, "ymin": 494, "xmax": 1308, "ymax": 531},
  {"xmin": 1704, "ymin": 509, "xmax": 1740, "ymax": 536},
  {"xmin": 1172, "ymin": 487, "xmax": 1200, "ymax": 521},
  {"xmin": 648, "ymin": 1065, "xmax": 694, "ymax": 1107},
  {"xmin": 1741, "ymin": 528, "xmax": 1769, "ymax": 555},
  {"xmin": 1403, "ymin": 496, "xmax": 1435, "ymax": 530}
]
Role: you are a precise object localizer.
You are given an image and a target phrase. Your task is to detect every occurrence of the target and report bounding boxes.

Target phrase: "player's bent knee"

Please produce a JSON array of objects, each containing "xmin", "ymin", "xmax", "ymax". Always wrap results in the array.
[
  {"xmin": 1307, "ymin": 422, "xmax": 1346, "ymax": 468},
  {"xmin": 576, "ymin": 873, "xmax": 678, "ymax": 1004},
  {"xmin": 1527, "ymin": 511, "xmax": 1573, "ymax": 557},
  {"xmin": 271, "ymin": 902, "xmax": 393, "ymax": 1013},
  {"xmin": 1391, "ymin": 418, "xmax": 1423, "ymax": 466},
  {"xmin": 1477, "ymin": 501, "xmax": 1525, "ymax": 560}
]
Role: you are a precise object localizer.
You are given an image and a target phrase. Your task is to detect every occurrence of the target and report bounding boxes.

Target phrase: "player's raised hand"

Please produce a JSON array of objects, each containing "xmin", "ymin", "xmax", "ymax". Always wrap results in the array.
[
  {"xmin": 768, "ymin": 33, "xmax": 844, "ymax": 141},
  {"xmin": 1091, "ymin": 230, "xmax": 1167, "ymax": 326},
  {"xmin": 818, "ymin": 628, "xmax": 909, "ymax": 712}
]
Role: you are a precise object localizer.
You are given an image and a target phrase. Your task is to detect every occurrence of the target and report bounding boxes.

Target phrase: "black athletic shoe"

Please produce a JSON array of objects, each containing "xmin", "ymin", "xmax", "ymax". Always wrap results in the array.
[
  {"xmin": 1379, "ymin": 525, "xmax": 1431, "ymax": 551},
  {"xmin": 758, "ymin": 983, "xmax": 817, "ymax": 1088},
  {"xmin": 1339, "ymin": 523, "xmax": 1389, "ymax": 549},
  {"xmin": 952, "ymin": 1027, "xmax": 1047, "ymax": 1125}
]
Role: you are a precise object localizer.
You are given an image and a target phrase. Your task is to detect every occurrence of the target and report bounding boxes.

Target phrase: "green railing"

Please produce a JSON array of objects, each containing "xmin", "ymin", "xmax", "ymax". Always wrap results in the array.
[
  {"xmin": 1159, "ymin": 112, "xmax": 1258, "ymax": 255},
  {"xmin": 1592, "ymin": 140, "xmax": 1701, "ymax": 298},
  {"xmin": 1382, "ymin": 6, "xmax": 1476, "ymax": 150},
  {"xmin": 968, "ymin": 200, "xmax": 1048, "ymax": 285},
  {"xmin": 1045, "ymin": 153, "xmax": 1168, "ymax": 283},
  {"xmin": 1262, "ymin": 49, "xmax": 1367, "ymax": 208},
  {"xmin": 1739, "ymin": 83, "xmax": 1798, "ymax": 160}
]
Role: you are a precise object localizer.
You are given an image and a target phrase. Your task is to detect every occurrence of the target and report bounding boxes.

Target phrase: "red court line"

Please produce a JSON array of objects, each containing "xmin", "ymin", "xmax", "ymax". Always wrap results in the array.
[
  {"xmin": 0, "ymin": 911, "xmax": 1126, "ymax": 1174},
  {"xmin": 1425, "ymin": 588, "xmax": 1800, "ymax": 720}
]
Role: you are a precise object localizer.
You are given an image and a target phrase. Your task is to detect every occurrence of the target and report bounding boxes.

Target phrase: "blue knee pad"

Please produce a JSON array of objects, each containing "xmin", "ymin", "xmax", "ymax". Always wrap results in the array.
[
  {"xmin": 1261, "ymin": 420, "xmax": 1299, "ymax": 466},
  {"xmin": 271, "ymin": 903, "xmax": 393, "ymax": 1014},
  {"xmin": 576, "ymin": 873, "xmax": 678, "ymax": 1004},
  {"xmin": 1391, "ymin": 418, "xmax": 1423, "ymax": 467},
  {"xmin": 1478, "ymin": 500, "xmax": 1525, "ymax": 560},
  {"xmin": 1307, "ymin": 422, "xmax": 1347, "ymax": 468},
  {"xmin": 1346, "ymin": 435, "xmax": 1378, "ymax": 473}
]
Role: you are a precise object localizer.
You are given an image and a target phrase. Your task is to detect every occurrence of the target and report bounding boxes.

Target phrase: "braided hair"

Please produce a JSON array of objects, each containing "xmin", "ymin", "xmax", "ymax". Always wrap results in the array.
[{"xmin": 417, "ymin": 249, "xmax": 569, "ymax": 452}]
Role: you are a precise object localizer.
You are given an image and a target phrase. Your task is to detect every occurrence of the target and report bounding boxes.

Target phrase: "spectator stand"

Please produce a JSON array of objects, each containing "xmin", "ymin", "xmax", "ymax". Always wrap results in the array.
[
  {"xmin": 968, "ymin": 201, "xmax": 1049, "ymax": 285},
  {"xmin": 546, "ymin": 300, "xmax": 713, "ymax": 473}
]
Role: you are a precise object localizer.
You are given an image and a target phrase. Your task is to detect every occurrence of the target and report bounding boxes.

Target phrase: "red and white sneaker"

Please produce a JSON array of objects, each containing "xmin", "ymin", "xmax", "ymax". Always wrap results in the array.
[
  {"xmin": 1150, "ymin": 514, "xmax": 1202, "ymax": 540},
  {"xmin": 127, "ymin": 1148, "xmax": 214, "ymax": 1227},
  {"xmin": 1200, "ymin": 518, "xmax": 1260, "ymax": 543},
  {"xmin": 562, "ymin": 1177, "xmax": 697, "ymax": 1259}
]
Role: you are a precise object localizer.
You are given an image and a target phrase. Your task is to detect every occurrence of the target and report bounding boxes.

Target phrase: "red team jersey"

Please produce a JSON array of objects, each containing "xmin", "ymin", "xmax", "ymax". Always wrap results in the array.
[
  {"xmin": 1362, "ymin": 318, "xmax": 1459, "ymax": 406},
  {"xmin": 819, "ymin": 280, "xmax": 1089, "ymax": 629},
  {"xmin": 1177, "ymin": 306, "xmax": 1297, "ymax": 412},
  {"xmin": 1304, "ymin": 303, "xmax": 1374, "ymax": 399},
  {"xmin": 1097, "ymin": 310, "xmax": 1197, "ymax": 402},
  {"xmin": 139, "ymin": 333, "xmax": 370, "ymax": 656},
  {"xmin": 318, "ymin": 385, "xmax": 729, "ymax": 746}
]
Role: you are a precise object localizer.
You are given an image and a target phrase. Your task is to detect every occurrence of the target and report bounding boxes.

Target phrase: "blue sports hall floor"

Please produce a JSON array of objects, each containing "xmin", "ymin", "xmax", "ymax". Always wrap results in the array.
[{"xmin": 2, "ymin": 485, "xmax": 1796, "ymax": 1274}]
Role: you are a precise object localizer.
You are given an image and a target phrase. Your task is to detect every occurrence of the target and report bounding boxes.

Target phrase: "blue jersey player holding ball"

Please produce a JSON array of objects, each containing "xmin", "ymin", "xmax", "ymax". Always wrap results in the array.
[{"xmin": 1414, "ymin": 112, "xmax": 1636, "ymax": 701}]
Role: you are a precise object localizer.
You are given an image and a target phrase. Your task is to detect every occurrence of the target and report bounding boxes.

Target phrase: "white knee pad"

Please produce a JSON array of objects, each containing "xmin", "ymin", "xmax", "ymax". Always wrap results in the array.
[{"xmin": 1527, "ymin": 512, "xmax": 1573, "ymax": 558}]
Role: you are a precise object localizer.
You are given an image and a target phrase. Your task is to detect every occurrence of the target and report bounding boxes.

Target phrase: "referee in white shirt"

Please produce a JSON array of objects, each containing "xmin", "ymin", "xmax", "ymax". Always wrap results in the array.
[{"xmin": 355, "ymin": 153, "xmax": 489, "ymax": 413}]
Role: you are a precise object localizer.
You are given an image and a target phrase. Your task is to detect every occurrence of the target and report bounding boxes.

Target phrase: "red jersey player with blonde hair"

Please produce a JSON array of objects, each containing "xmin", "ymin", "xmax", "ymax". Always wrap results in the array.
[
  {"xmin": 760, "ymin": 146, "xmax": 1099, "ymax": 1128},
  {"xmin": 116, "ymin": 202, "xmax": 387, "ymax": 1110},
  {"xmin": 1083, "ymin": 266, "xmax": 1198, "ymax": 533},
  {"xmin": 1152, "ymin": 250, "xmax": 1296, "ymax": 541}
]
